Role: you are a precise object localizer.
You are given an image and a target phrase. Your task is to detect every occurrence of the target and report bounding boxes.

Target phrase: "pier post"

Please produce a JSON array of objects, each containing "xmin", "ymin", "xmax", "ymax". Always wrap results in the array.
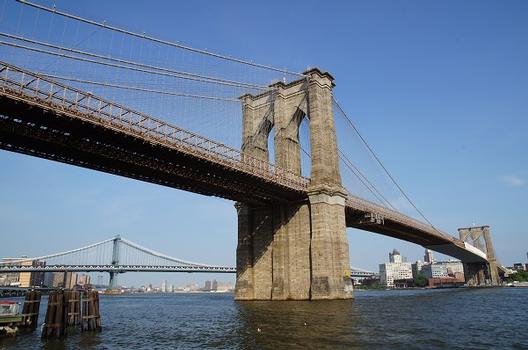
[{"xmin": 19, "ymin": 290, "xmax": 41, "ymax": 331}]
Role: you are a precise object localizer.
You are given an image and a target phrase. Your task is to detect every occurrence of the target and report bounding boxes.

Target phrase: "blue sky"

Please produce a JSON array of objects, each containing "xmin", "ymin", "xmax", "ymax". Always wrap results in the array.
[{"xmin": 0, "ymin": 0, "xmax": 527, "ymax": 287}]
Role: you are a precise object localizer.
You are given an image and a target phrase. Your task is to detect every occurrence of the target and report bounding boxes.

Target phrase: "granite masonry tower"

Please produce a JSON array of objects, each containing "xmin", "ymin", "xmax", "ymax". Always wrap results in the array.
[
  {"xmin": 235, "ymin": 68, "xmax": 353, "ymax": 300},
  {"xmin": 457, "ymin": 226, "xmax": 500, "ymax": 286}
]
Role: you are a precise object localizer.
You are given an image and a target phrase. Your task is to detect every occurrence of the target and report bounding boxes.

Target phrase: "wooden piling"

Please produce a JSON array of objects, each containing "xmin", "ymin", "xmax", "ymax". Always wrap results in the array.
[
  {"xmin": 19, "ymin": 290, "xmax": 41, "ymax": 330},
  {"xmin": 81, "ymin": 290, "xmax": 101, "ymax": 332},
  {"xmin": 65, "ymin": 290, "xmax": 81, "ymax": 327},
  {"xmin": 41, "ymin": 289, "xmax": 68, "ymax": 338}
]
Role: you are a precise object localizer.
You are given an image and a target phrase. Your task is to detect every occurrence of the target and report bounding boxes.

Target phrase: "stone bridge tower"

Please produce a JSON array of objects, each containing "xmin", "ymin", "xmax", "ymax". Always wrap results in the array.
[
  {"xmin": 235, "ymin": 68, "xmax": 353, "ymax": 300},
  {"xmin": 457, "ymin": 226, "xmax": 500, "ymax": 286}
]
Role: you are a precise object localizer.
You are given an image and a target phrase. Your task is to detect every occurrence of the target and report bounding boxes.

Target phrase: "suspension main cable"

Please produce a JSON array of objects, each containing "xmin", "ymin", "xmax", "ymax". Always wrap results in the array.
[
  {"xmin": 0, "ymin": 32, "xmax": 267, "ymax": 90},
  {"xmin": 333, "ymin": 97, "xmax": 437, "ymax": 229},
  {"xmin": 0, "ymin": 40, "xmax": 267, "ymax": 90},
  {"xmin": 39, "ymin": 72, "xmax": 240, "ymax": 102},
  {"xmin": 16, "ymin": 0, "xmax": 304, "ymax": 77},
  {"xmin": 0, "ymin": 237, "xmax": 115, "ymax": 265}
]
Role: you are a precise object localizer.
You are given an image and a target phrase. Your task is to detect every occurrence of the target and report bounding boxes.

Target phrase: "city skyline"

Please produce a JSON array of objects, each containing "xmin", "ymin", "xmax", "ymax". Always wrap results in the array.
[{"xmin": 1, "ymin": 0, "xmax": 527, "ymax": 287}]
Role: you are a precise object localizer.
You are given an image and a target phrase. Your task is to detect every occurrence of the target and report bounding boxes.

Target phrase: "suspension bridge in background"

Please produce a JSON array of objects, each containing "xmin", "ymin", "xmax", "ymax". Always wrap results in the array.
[
  {"xmin": 0, "ymin": 235, "xmax": 377, "ymax": 288},
  {"xmin": 0, "ymin": 1, "xmax": 501, "ymax": 300}
]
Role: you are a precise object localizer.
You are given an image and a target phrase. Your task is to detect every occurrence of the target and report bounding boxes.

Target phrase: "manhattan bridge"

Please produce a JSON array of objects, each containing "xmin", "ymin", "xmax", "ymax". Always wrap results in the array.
[{"xmin": 0, "ymin": 0, "xmax": 502, "ymax": 300}]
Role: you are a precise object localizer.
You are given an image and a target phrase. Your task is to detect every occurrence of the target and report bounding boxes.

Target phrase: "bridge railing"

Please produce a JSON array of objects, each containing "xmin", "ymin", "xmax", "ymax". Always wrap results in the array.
[{"xmin": 0, "ymin": 61, "xmax": 310, "ymax": 192}]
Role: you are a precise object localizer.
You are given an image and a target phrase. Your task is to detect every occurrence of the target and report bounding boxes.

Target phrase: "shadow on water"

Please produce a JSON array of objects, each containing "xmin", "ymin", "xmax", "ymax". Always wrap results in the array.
[{"xmin": 234, "ymin": 299, "xmax": 359, "ymax": 349}]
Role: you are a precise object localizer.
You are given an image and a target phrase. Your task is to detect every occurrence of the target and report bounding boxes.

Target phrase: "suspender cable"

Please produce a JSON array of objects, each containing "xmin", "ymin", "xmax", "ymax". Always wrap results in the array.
[
  {"xmin": 16, "ymin": 0, "xmax": 304, "ymax": 77},
  {"xmin": 0, "ymin": 40, "xmax": 267, "ymax": 90},
  {"xmin": 38, "ymin": 73, "xmax": 241, "ymax": 102},
  {"xmin": 334, "ymin": 97, "xmax": 437, "ymax": 230},
  {"xmin": 0, "ymin": 32, "xmax": 267, "ymax": 90}
]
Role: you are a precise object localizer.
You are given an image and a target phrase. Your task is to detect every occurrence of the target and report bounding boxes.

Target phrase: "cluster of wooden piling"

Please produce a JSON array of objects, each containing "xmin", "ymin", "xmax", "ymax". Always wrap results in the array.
[
  {"xmin": 41, "ymin": 289, "xmax": 68, "ymax": 337},
  {"xmin": 39, "ymin": 289, "xmax": 101, "ymax": 338},
  {"xmin": 19, "ymin": 290, "xmax": 41, "ymax": 331},
  {"xmin": 65, "ymin": 290, "xmax": 81, "ymax": 327},
  {"xmin": 81, "ymin": 290, "xmax": 101, "ymax": 332}
]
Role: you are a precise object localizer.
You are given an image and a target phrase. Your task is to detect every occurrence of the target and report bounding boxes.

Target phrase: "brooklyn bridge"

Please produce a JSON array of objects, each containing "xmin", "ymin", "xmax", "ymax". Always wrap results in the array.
[{"xmin": 0, "ymin": 0, "xmax": 502, "ymax": 300}]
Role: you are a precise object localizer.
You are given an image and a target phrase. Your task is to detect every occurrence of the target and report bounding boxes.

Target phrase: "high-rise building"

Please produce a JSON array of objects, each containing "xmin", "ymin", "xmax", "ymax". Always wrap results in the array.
[
  {"xmin": 204, "ymin": 280, "xmax": 212, "ymax": 291},
  {"xmin": 424, "ymin": 249, "xmax": 434, "ymax": 263},
  {"xmin": 212, "ymin": 280, "xmax": 218, "ymax": 291},
  {"xmin": 64, "ymin": 272, "xmax": 78, "ymax": 289},
  {"xmin": 77, "ymin": 274, "xmax": 91, "ymax": 286},
  {"xmin": 43, "ymin": 272, "xmax": 65, "ymax": 288},
  {"xmin": 161, "ymin": 279, "xmax": 168, "ymax": 293}
]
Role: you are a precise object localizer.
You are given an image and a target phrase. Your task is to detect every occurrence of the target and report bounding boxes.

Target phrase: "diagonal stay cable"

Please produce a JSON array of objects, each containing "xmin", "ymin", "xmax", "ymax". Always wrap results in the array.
[
  {"xmin": 338, "ymin": 149, "xmax": 397, "ymax": 210},
  {"xmin": 298, "ymin": 143, "xmax": 392, "ymax": 209},
  {"xmin": 333, "ymin": 97, "xmax": 437, "ymax": 229}
]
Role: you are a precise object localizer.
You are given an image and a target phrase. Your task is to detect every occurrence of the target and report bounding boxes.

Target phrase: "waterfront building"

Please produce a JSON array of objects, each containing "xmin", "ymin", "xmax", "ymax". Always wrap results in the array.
[
  {"xmin": 216, "ymin": 282, "xmax": 234, "ymax": 291},
  {"xmin": 428, "ymin": 273, "xmax": 465, "ymax": 288},
  {"xmin": 412, "ymin": 260, "xmax": 426, "ymax": 278},
  {"xmin": 161, "ymin": 279, "xmax": 168, "ymax": 293},
  {"xmin": 380, "ymin": 250, "xmax": 413, "ymax": 288},
  {"xmin": 212, "ymin": 279, "xmax": 218, "ymax": 291},
  {"xmin": 0, "ymin": 258, "xmax": 45, "ymax": 287},
  {"xmin": 422, "ymin": 260, "xmax": 464, "ymax": 279},
  {"xmin": 43, "ymin": 272, "xmax": 65, "ymax": 287},
  {"xmin": 512, "ymin": 263, "xmax": 525, "ymax": 271},
  {"xmin": 184, "ymin": 283, "xmax": 199, "ymax": 292}
]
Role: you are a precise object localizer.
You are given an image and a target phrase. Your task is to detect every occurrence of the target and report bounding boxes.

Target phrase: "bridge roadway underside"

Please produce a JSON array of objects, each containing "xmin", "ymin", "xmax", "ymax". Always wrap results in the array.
[
  {"xmin": 0, "ymin": 95, "xmax": 486, "ymax": 265},
  {"xmin": 0, "ymin": 96, "xmax": 304, "ymax": 205},
  {"xmin": 345, "ymin": 208, "xmax": 487, "ymax": 263}
]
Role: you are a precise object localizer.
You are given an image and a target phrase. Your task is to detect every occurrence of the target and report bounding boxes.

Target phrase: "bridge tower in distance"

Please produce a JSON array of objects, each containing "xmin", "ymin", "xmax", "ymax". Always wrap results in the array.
[
  {"xmin": 108, "ymin": 234, "xmax": 121, "ymax": 289},
  {"xmin": 457, "ymin": 226, "xmax": 499, "ymax": 286},
  {"xmin": 235, "ymin": 68, "xmax": 353, "ymax": 300}
]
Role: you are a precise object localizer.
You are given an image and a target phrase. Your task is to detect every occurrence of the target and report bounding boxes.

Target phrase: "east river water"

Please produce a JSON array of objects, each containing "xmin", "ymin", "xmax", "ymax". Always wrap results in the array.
[{"xmin": 1, "ymin": 287, "xmax": 527, "ymax": 349}]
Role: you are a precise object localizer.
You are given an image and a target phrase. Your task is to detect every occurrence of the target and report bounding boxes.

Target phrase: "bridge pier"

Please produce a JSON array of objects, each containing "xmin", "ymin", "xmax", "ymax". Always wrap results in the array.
[
  {"xmin": 458, "ymin": 226, "xmax": 500, "ymax": 286},
  {"xmin": 235, "ymin": 68, "xmax": 352, "ymax": 301},
  {"xmin": 463, "ymin": 262, "xmax": 489, "ymax": 286}
]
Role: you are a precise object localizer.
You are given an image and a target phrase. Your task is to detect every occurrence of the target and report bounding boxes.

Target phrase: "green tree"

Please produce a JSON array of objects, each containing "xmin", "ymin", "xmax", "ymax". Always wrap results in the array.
[
  {"xmin": 505, "ymin": 270, "xmax": 528, "ymax": 283},
  {"xmin": 414, "ymin": 273, "xmax": 428, "ymax": 287}
]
